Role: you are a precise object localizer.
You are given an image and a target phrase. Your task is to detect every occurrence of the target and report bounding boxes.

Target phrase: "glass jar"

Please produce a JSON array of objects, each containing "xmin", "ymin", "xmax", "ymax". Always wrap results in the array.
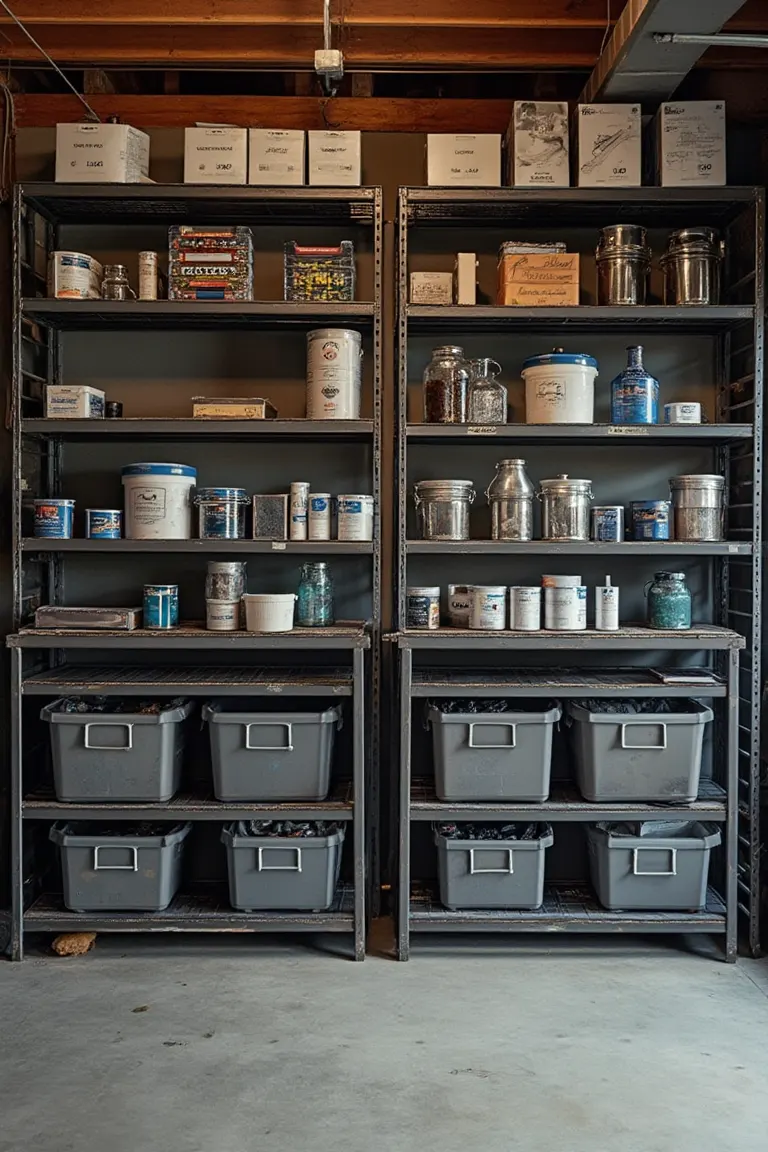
[
  {"xmin": 646, "ymin": 571, "xmax": 692, "ymax": 631},
  {"xmin": 423, "ymin": 345, "xmax": 469, "ymax": 424},
  {"xmin": 297, "ymin": 562, "xmax": 335, "ymax": 627},
  {"xmin": 467, "ymin": 358, "xmax": 507, "ymax": 424},
  {"xmin": 101, "ymin": 264, "xmax": 136, "ymax": 301}
]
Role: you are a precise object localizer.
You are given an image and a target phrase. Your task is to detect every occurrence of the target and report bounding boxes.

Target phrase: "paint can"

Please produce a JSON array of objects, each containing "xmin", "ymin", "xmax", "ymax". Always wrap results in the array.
[
  {"xmin": 194, "ymin": 487, "xmax": 248, "ymax": 540},
  {"xmin": 289, "ymin": 481, "xmax": 310, "ymax": 541},
  {"xmin": 84, "ymin": 509, "xmax": 122, "ymax": 539},
  {"xmin": 470, "ymin": 586, "xmax": 507, "ymax": 630},
  {"xmin": 205, "ymin": 600, "xmax": 240, "ymax": 632},
  {"xmin": 541, "ymin": 574, "xmax": 582, "ymax": 588},
  {"xmin": 308, "ymin": 493, "xmax": 332, "ymax": 541},
  {"xmin": 138, "ymin": 251, "xmax": 158, "ymax": 301},
  {"xmin": 664, "ymin": 402, "xmax": 702, "ymax": 425},
  {"xmin": 206, "ymin": 561, "xmax": 247, "ymax": 602},
  {"xmin": 509, "ymin": 587, "xmax": 541, "ymax": 631},
  {"xmin": 337, "ymin": 494, "xmax": 374, "ymax": 541},
  {"xmin": 447, "ymin": 584, "xmax": 472, "ymax": 628},
  {"xmin": 406, "ymin": 587, "xmax": 440, "ymax": 630},
  {"xmin": 306, "ymin": 328, "xmax": 363, "ymax": 420},
  {"xmin": 48, "ymin": 251, "xmax": 102, "ymax": 299},
  {"xmin": 630, "ymin": 499, "xmax": 672, "ymax": 541},
  {"xmin": 143, "ymin": 584, "xmax": 179, "ymax": 629},
  {"xmin": 34, "ymin": 498, "xmax": 75, "ymax": 539},
  {"xmin": 544, "ymin": 585, "xmax": 587, "ymax": 631},
  {"xmin": 121, "ymin": 462, "xmax": 197, "ymax": 540},
  {"xmin": 591, "ymin": 505, "xmax": 625, "ymax": 542}
]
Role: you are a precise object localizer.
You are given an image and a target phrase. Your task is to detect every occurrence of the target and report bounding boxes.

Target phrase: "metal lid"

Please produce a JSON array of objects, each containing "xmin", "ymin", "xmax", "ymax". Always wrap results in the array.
[
  {"xmin": 666, "ymin": 227, "xmax": 720, "ymax": 249},
  {"xmin": 669, "ymin": 474, "xmax": 724, "ymax": 490},
  {"xmin": 653, "ymin": 571, "xmax": 685, "ymax": 580},
  {"xmin": 307, "ymin": 328, "xmax": 362, "ymax": 342},
  {"xmin": 414, "ymin": 479, "xmax": 474, "ymax": 492},
  {"xmin": 539, "ymin": 474, "xmax": 592, "ymax": 494},
  {"xmin": 407, "ymin": 586, "xmax": 440, "ymax": 596},
  {"xmin": 597, "ymin": 224, "xmax": 648, "ymax": 250},
  {"xmin": 194, "ymin": 487, "xmax": 249, "ymax": 503},
  {"xmin": 522, "ymin": 348, "xmax": 598, "ymax": 371},
  {"xmin": 430, "ymin": 345, "xmax": 465, "ymax": 359},
  {"xmin": 208, "ymin": 561, "xmax": 247, "ymax": 573}
]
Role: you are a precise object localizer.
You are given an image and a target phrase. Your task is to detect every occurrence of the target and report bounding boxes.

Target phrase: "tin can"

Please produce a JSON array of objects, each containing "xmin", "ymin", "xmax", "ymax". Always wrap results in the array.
[
  {"xmin": 34, "ymin": 498, "xmax": 75, "ymax": 539},
  {"xmin": 306, "ymin": 328, "xmax": 362, "ymax": 420},
  {"xmin": 664, "ymin": 402, "xmax": 702, "ymax": 425},
  {"xmin": 544, "ymin": 585, "xmax": 587, "ymax": 631},
  {"xmin": 631, "ymin": 500, "xmax": 672, "ymax": 541},
  {"xmin": 337, "ymin": 494, "xmax": 374, "ymax": 541},
  {"xmin": 289, "ymin": 481, "xmax": 310, "ymax": 541},
  {"xmin": 308, "ymin": 493, "xmax": 331, "ymax": 541},
  {"xmin": 447, "ymin": 584, "xmax": 472, "ymax": 628},
  {"xmin": 470, "ymin": 586, "xmax": 507, "ymax": 630},
  {"xmin": 406, "ymin": 586, "xmax": 440, "ymax": 630},
  {"xmin": 194, "ymin": 487, "xmax": 248, "ymax": 540},
  {"xmin": 138, "ymin": 251, "xmax": 158, "ymax": 301},
  {"xmin": 105, "ymin": 400, "xmax": 123, "ymax": 418},
  {"xmin": 143, "ymin": 584, "xmax": 179, "ymax": 629},
  {"xmin": 84, "ymin": 509, "xmax": 122, "ymax": 539},
  {"xmin": 509, "ymin": 587, "xmax": 541, "ymax": 631},
  {"xmin": 205, "ymin": 600, "xmax": 240, "ymax": 632},
  {"xmin": 591, "ymin": 505, "xmax": 625, "ymax": 542}
]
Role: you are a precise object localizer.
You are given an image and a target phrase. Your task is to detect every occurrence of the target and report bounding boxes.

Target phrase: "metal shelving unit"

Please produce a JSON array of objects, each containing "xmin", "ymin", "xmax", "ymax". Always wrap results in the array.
[
  {"xmin": 395, "ymin": 186, "xmax": 763, "ymax": 961},
  {"xmin": 7, "ymin": 182, "xmax": 384, "ymax": 961}
]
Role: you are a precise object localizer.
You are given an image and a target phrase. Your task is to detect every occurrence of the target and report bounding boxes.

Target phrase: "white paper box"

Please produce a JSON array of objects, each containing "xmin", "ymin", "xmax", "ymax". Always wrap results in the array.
[
  {"xmin": 46, "ymin": 385, "xmax": 105, "ymax": 419},
  {"xmin": 410, "ymin": 272, "xmax": 453, "ymax": 304},
  {"xmin": 577, "ymin": 104, "xmax": 641, "ymax": 187},
  {"xmin": 507, "ymin": 103, "xmax": 569, "ymax": 187},
  {"xmin": 308, "ymin": 131, "xmax": 361, "ymax": 186},
  {"xmin": 249, "ymin": 130, "xmax": 305, "ymax": 185},
  {"xmin": 656, "ymin": 102, "xmax": 726, "ymax": 186},
  {"xmin": 427, "ymin": 134, "xmax": 501, "ymax": 187},
  {"xmin": 55, "ymin": 123, "xmax": 150, "ymax": 184},
  {"xmin": 184, "ymin": 127, "xmax": 248, "ymax": 185},
  {"xmin": 454, "ymin": 253, "xmax": 477, "ymax": 305}
]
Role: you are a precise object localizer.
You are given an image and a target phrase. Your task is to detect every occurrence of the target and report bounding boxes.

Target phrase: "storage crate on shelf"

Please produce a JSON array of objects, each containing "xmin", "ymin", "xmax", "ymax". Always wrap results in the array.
[
  {"xmin": 434, "ymin": 823, "xmax": 553, "ymax": 910},
  {"xmin": 586, "ymin": 821, "xmax": 721, "ymax": 911},
  {"xmin": 221, "ymin": 822, "xmax": 345, "ymax": 910}
]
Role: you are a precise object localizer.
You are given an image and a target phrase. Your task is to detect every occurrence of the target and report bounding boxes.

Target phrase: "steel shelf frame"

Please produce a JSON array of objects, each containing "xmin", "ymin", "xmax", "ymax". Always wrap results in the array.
[
  {"xmin": 395, "ymin": 186, "xmax": 764, "ymax": 960},
  {"xmin": 8, "ymin": 182, "xmax": 385, "ymax": 961}
]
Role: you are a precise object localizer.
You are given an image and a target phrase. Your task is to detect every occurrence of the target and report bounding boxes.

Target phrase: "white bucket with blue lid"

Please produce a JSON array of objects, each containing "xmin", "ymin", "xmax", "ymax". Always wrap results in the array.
[
  {"xmin": 121, "ymin": 462, "xmax": 197, "ymax": 540},
  {"xmin": 522, "ymin": 348, "xmax": 598, "ymax": 425}
]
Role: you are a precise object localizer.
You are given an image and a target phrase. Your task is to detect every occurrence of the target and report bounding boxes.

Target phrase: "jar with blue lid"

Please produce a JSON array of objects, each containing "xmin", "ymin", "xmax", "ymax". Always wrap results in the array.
[
  {"xmin": 522, "ymin": 348, "xmax": 599, "ymax": 425},
  {"xmin": 611, "ymin": 345, "xmax": 659, "ymax": 425},
  {"xmin": 194, "ymin": 487, "xmax": 249, "ymax": 540},
  {"xmin": 645, "ymin": 571, "xmax": 691, "ymax": 630}
]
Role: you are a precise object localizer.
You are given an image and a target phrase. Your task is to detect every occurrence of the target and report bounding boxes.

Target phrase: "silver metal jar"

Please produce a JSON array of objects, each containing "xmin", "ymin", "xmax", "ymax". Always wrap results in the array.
[
  {"xmin": 538, "ymin": 474, "xmax": 593, "ymax": 541},
  {"xmin": 485, "ymin": 459, "xmax": 534, "ymax": 541},
  {"xmin": 101, "ymin": 264, "xmax": 135, "ymax": 301},
  {"xmin": 669, "ymin": 474, "xmax": 725, "ymax": 541},
  {"xmin": 596, "ymin": 224, "xmax": 651, "ymax": 306},
  {"xmin": 661, "ymin": 227, "xmax": 723, "ymax": 305},
  {"xmin": 413, "ymin": 479, "xmax": 475, "ymax": 541}
]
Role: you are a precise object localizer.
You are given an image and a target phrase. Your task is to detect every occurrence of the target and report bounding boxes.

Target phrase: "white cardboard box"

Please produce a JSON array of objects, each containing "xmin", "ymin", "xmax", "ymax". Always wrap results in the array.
[
  {"xmin": 55, "ymin": 123, "xmax": 150, "ymax": 184},
  {"xmin": 507, "ymin": 102, "xmax": 569, "ymax": 187},
  {"xmin": 410, "ymin": 272, "xmax": 453, "ymax": 304},
  {"xmin": 576, "ymin": 104, "xmax": 641, "ymax": 187},
  {"xmin": 656, "ymin": 101, "xmax": 726, "ymax": 186},
  {"xmin": 46, "ymin": 385, "xmax": 105, "ymax": 419},
  {"xmin": 454, "ymin": 253, "xmax": 477, "ymax": 305},
  {"xmin": 184, "ymin": 127, "xmax": 248, "ymax": 185},
  {"xmin": 308, "ymin": 131, "xmax": 362, "ymax": 186},
  {"xmin": 427, "ymin": 134, "xmax": 501, "ymax": 187},
  {"xmin": 249, "ymin": 130, "xmax": 305, "ymax": 185}
]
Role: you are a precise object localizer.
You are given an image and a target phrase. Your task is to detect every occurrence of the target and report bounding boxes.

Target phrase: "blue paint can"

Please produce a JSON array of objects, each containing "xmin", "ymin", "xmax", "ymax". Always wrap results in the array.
[
  {"xmin": 34, "ymin": 498, "xmax": 75, "ymax": 538},
  {"xmin": 194, "ymin": 487, "xmax": 248, "ymax": 540},
  {"xmin": 631, "ymin": 500, "xmax": 672, "ymax": 541},
  {"xmin": 591, "ymin": 505, "xmax": 625, "ymax": 542},
  {"xmin": 85, "ymin": 509, "xmax": 122, "ymax": 539},
  {"xmin": 143, "ymin": 584, "xmax": 179, "ymax": 629}
]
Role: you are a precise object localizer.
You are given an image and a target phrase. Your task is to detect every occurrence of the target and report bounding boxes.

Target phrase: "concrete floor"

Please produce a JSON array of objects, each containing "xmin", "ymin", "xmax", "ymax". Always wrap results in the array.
[{"xmin": 1, "ymin": 933, "xmax": 767, "ymax": 1152}]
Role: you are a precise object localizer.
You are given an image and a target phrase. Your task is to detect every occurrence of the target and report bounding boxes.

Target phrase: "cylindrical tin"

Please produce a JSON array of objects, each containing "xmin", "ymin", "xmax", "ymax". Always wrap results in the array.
[
  {"xmin": 34, "ymin": 498, "xmax": 75, "ymax": 539},
  {"xmin": 591, "ymin": 505, "xmax": 625, "ymax": 542},
  {"xmin": 84, "ymin": 509, "xmax": 122, "ymax": 539},
  {"xmin": 306, "ymin": 328, "xmax": 363, "ymax": 420},
  {"xmin": 541, "ymin": 574, "xmax": 582, "ymax": 588},
  {"xmin": 544, "ymin": 585, "xmax": 587, "ymax": 631},
  {"xmin": 522, "ymin": 351, "xmax": 598, "ymax": 425},
  {"xmin": 595, "ymin": 578, "xmax": 620, "ymax": 632},
  {"xmin": 406, "ymin": 586, "xmax": 440, "ymax": 630},
  {"xmin": 669, "ymin": 474, "xmax": 725, "ymax": 541},
  {"xmin": 631, "ymin": 500, "xmax": 672, "ymax": 541},
  {"xmin": 413, "ymin": 480, "xmax": 475, "ymax": 541},
  {"xmin": 105, "ymin": 401, "xmax": 123, "ymax": 418},
  {"xmin": 485, "ymin": 459, "xmax": 534, "ymax": 541},
  {"xmin": 661, "ymin": 228, "xmax": 723, "ymax": 305},
  {"xmin": 538, "ymin": 475, "xmax": 593, "ymax": 541},
  {"xmin": 337, "ymin": 494, "xmax": 374, "ymax": 541},
  {"xmin": 447, "ymin": 584, "xmax": 472, "ymax": 628},
  {"xmin": 194, "ymin": 487, "xmax": 248, "ymax": 540},
  {"xmin": 470, "ymin": 586, "xmax": 507, "ymax": 631},
  {"xmin": 509, "ymin": 587, "xmax": 541, "ymax": 631},
  {"xmin": 289, "ymin": 481, "xmax": 310, "ymax": 541},
  {"xmin": 143, "ymin": 583, "xmax": 179, "ymax": 629},
  {"xmin": 206, "ymin": 561, "xmax": 246, "ymax": 602},
  {"xmin": 48, "ymin": 251, "xmax": 102, "ymax": 299},
  {"xmin": 664, "ymin": 402, "xmax": 702, "ymax": 425},
  {"xmin": 205, "ymin": 600, "xmax": 240, "ymax": 632},
  {"xmin": 138, "ymin": 251, "xmax": 158, "ymax": 301},
  {"xmin": 595, "ymin": 227, "xmax": 651, "ymax": 306},
  {"xmin": 308, "ymin": 493, "xmax": 332, "ymax": 541}
]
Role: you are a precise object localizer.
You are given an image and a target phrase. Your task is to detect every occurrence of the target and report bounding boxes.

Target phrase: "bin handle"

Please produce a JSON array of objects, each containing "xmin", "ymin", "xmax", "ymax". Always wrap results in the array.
[
  {"xmin": 469, "ymin": 847, "xmax": 514, "ymax": 875},
  {"xmin": 632, "ymin": 847, "xmax": 677, "ymax": 877},
  {"xmin": 84, "ymin": 722, "xmax": 134, "ymax": 752},
  {"xmin": 258, "ymin": 846, "xmax": 302, "ymax": 872},
  {"xmin": 620, "ymin": 722, "xmax": 667, "ymax": 750},
  {"xmin": 93, "ymin": 845, "xmax": 139, "ymax": 872},
  {"xmin": 468, "ymin": 722, "xmax": 516, "ymax": 750},
  {"xmin": 245, "ymin": 721, "xmax": 293, "ymax": 752}
]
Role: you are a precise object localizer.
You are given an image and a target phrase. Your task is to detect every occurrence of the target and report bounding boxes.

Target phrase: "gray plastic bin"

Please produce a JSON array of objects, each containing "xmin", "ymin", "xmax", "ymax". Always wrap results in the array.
[
  {"xmin": 587, "ymin": 821, "xmax": 721, "ymax": 911},
  {"xmin": 428, "ymin": 703, "xmax": 561, "ymax": 802},
  {"xmin": 221, "ymin": 823, "xmax": 345, "ymax": 910},
  {"xmin": 567, "ymin": 700, "xmax": 712, "ymax": 803},
  {"xmin": 203, "ymin": 704, "xmax": 341, "ymax": 801},
  {"xmin": 42, "ymin": 698, "xmax": 193, "ymax": 802},
  {"xmin": 49, "ymin": 822, "xmax": 191, "ymax": 912},
  {"xmin": 434, "ymin": 824, "xmax": 554, "ymax": 910}
]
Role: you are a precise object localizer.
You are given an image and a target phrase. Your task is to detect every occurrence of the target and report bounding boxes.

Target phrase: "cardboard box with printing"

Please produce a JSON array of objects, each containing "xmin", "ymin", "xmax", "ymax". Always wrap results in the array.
[{"xmin": 497, "ymin": 252, "xmax": 580, "ymax": 306}]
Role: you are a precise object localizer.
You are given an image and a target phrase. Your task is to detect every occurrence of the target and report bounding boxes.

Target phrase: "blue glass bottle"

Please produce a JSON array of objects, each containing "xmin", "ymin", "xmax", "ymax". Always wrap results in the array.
[
  {"xmin": 646, "ymin": 571, "xmax": 692, "ymax": 630},
  {"xmin": 297, "ymin": 562, "xmax": 335, "ymax": 627},
  {"xmin": 611, "ymin": 345, "xmax": 659, "ymax": 425}
]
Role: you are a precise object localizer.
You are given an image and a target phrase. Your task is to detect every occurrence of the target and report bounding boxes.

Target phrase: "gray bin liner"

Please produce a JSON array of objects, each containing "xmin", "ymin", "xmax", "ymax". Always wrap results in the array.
[
  {"xmin": 203, "ymin": 704, "xmax": 341, "ymax": 801},
  {"xmin": 434, "ymin": 825, "xmax": 554, "ymax": 910},
  {"xmin": 42, "ymin": 698, "xmax": 193, "ymax": 802},
  {"xmin": 221, "ymin": 823, "xmax": 345, "ymax": 910},
  {"xmin": 428, "ymin": 703, "xmax": 561, "ymax": 802},
  {"xmin": 567, "ymin": 700, "xmax": 713, "ymax": 803},
  {"xmin": 587, "ymin": 821, "xmax": 721, "ymax": 911},
  {"xmin": 50, "ymin": 822, "xmax": 191, "ymax": 912}
]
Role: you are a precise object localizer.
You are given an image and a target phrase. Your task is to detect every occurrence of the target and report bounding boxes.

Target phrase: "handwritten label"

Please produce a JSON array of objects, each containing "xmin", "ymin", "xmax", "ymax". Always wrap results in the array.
[
  {"xmin": 271, "ymin": 541, "xmax": 287, "ymax": 550},
  {"xmin": 607, "ymin": 425, "xmax": 650, "ymax": 435},
  {"xmin": 467, "ymin": 426, "xmax": 498, "ymax": 436}
]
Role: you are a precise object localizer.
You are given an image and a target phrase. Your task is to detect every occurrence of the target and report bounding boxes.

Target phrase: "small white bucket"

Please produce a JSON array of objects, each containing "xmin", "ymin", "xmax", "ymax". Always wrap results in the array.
[
  {"xmin": 206, "ymin": 600, "xmax": 240, "ymax": 632},
  {"xmin": 522, "ymin": 352, "xmax": 598, "ymax": 425},
  {"xmin": 544, "ymin": 586, "xmax": 587, "ymax": 630},
  {"xmin": 337, "ymin": 494, "xmax": 374, "ymax": 541},
  {"xmin": 242, "ymin": 593, "xmax": 296, "ymax": 633},
  {"xmin": 509, "ymin": 587, "xmax": 541, "ymax": 631},
  {"xmin": 470, "ymin": 585, "xmax": 507, "ymax": 630},
  {"xmin": 121, "ymin": 462, "xmax": 197, "ymax": 540}
]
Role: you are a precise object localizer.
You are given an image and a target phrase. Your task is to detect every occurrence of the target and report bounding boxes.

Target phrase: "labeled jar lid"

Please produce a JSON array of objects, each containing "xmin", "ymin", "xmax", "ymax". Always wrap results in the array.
[
  {"xmin": 669, "ymin": 474, "xmax": 724, "ymax": 490},
  {"xmin": 522, "ymin": 349, "xmax": 598, "ymax": 371}
]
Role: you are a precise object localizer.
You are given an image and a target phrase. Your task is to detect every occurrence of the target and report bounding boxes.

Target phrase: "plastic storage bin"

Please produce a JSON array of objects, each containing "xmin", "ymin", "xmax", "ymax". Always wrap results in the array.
[
  {"xmin": 587, "ymin": 821, "xmax": 721, "ymax": 910},
  {"xmin": 434, "ymin": 824, "xmax": 554, "ymax": 910},
  {"xmin": 50, "ymin": 822, "xmax": 191, "ymax": 912},
  {"xmin": 566, "ymin": 700, "xmax": 712, "ymax": 802},
  {"xmin": 203, "ymin": 704, "xmax": 341, "ymax": 801},
  {"xmin": 42, "ymin": 698, "xmax": 193, "ymax": 802},
  {"xmin": 428, "ymin": 702, "xmax": 561, "ymax": 802},
  {"xmin": 221, "ymin": 823, "xmax": 345, "ymax": 910}
]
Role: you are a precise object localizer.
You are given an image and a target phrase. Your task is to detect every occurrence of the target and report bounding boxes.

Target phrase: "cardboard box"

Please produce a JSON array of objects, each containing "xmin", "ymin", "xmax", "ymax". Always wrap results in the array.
[
  {"xmin": 410, "ymin": 272, "xmax": 453, "ymax": 305},
  {"xmin": 35, "ymin": 606, "xmax": 142, "ymax": 630},
  {"xmin": 184, "ymin": 127, "xmax": 248, "ymax": 185},
  {"xmin": 497, "ymin": 252, "xmax": 580, "ymax": 306},
  {"xmin": 192, "ymin": 397, "xmax": 277, "ymax": 419},
  {"xmin": 655, "ymin": 101, "xmax": 726, "ymax": 186},
  {"xmin": 308, "ymin": 131, "xmax": 362, "ymax": 186},
  {"xmin": 454, "ymin": 253, "xmax": 477, "ymax": 305},
  {"xmin": 46, "ymin": 385, "xmax": 105, "ymax": 418},
  {"xmin": 249, "ymin": 130, "xmax": 305, "ymax": 185},
  {"xmin": 55, "ymin": 123, "xmax": 150, "ymax": 184},
  {"xmin": 576, "ymin": 104, "xmax": 641, "ymax": 187},
  {"xmin": 506, "ymin": 103, "xmax": 569, "ymax": 187},
  {"xmin": 427, "ymin": 134, "xmax": 501, "ymax": 187}
]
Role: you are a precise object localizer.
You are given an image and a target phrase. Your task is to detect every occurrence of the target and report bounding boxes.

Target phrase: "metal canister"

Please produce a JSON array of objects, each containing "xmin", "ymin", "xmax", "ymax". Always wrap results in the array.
[
  {"xmin": 414, "ymin": 479, "xmax": 475, "ymax": 541},
  {"xmin": 143, "ymin": 583, "xmax": 179, "ymax": 629},
  {"xmin": 595, "ymin": 224, "xmax": 651, "ymax": 306},
  {"xmin": 661, "ymin": 227, "xmax": 723, "ymax": 305},
  {"xmin": 669, "ymin": 474, "xmax": 725, "ymax": 541},
  {"xmin": 447, "ymin": 584, "xmax": 472, "ymax": 628},
  {"xmin": 631, "ymin": 500, "xmax": 672, "ymax": 541},
  {"xmin": 538, "ymin": 475, "xmax": 593, "ymax": 541},
  {"xmin": 591, "ymin": 505, "xmax": 625, "ymax": 542},
  {"xmin": 101, "ymin": 264, "xmax": 135, "ymax": 301},
  {"xmin": 485, "ymin": 459, "xmax": 534, "ymax": 541}
]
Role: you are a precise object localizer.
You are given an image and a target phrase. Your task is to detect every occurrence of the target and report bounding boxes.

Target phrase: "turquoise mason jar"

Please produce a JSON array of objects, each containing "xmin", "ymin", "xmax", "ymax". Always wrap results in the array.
[
  {"xmin": 646, "ymin": 571, "xmax": 692, "ymax": 630},
  {"xmin": 297, "ymin": 562, "xmax": 335, "ymax": 627}
]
